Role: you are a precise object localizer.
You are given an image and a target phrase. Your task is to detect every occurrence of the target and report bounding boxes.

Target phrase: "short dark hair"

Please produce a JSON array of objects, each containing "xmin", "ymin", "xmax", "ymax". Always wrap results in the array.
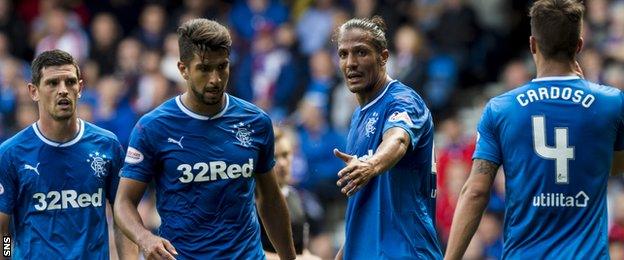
[
  {"xmin": 177, "ymin": 19, "xmax": 232, "ymax": 64},
  {"xmin": 529, "ymin": 0, "xmax": 585, "ymax": 62},
  {"xmin": 333, "ymin": 16, "xmax": 388, "ymax": 53},
  {"xmin": 31, "ymin": 49, "xmax": 80, "ymax": 86}
]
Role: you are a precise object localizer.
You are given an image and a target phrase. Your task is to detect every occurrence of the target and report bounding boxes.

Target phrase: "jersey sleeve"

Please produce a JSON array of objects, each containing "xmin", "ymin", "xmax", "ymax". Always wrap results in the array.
[
  {"xmin": 120, "ymin": 120, "xmax": 157, "ymax": 183},
  {"xmin": 473, "ymin": 102, "xmax": 503, "ymax": 164},
  {"xmin": 382, "ymin": 96, "xmax": 430, "ymax": 151},
  {"xmin": 256, "ymin": 114, "xmax": 276, "ymax": 174},
  {"xmin": 106, "ymin": 139, "xmax": 125, "ymax": 203},
  {"xmin": 0, "ymin": 149, "xmax": 17, "ymax": 215},
  {"xmin": 615, "ymin": 92, "xmax": 624, "ymax": 151}
]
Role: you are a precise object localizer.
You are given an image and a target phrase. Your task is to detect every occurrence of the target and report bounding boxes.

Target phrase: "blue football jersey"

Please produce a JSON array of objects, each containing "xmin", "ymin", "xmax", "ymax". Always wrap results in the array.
[
  {"xmin": 0, "ymin": 119, "xmax": 124, "ymax": 259},
  {"xmin": 474, "ymin": 75, "xmax": 624, "ymax": 259},
  {"xmin": 121, "ymin": 94, "xmax": 275, "ymax": 259},
  {"xmin": 343, "ymin": 80, "xmax": 442, "ymax": 259}
]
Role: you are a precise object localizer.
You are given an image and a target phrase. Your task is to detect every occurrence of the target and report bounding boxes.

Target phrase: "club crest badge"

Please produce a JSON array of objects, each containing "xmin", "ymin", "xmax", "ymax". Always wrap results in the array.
[
  {"xmin": 87, "ymin": 152, "xmax": 108, "ymax": 178},
  {"xmin": 231, "ymin": 122, "xmax": 255, "ymax": 147},
  {"xmin": 365, "ymin": 112, "xmax": 379, "ymax": 137}
]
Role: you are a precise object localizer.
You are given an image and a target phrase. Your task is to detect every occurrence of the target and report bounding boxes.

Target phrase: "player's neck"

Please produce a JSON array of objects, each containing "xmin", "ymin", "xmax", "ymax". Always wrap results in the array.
[
  {"xmin": 181, "ymin": 92, "xmax": 226, "ymax": 117},
  {"xmin": 36, "ymin": 115, "xmax": 80, "ymax": 143},
  {"xmin": 357, "ymin": 74, "xmax": 391, "ymax": 107},
  {"xmin": 535, "ymin": 58, "xmax": 577, "ymax": 78}
]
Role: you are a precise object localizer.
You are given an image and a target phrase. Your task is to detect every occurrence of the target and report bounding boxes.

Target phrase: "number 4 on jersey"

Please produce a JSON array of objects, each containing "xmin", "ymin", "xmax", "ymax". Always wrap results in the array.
[{"xmin": 532, "ymin": 116, "xmax": 574, "ymax": 184}]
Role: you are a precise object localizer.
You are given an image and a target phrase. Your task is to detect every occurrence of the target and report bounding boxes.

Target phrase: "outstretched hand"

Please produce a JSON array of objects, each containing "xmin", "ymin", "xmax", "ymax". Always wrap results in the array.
[
  {"xmin": 138, "ymin": 233, "xmax": 178, "ymax": 260},
  {"xmin": 334, "ymin": 148, "xmax": 377, "ymax": 196}
]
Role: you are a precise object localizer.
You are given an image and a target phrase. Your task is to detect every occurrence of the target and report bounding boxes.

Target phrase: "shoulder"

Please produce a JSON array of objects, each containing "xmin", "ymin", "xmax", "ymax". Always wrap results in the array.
[
  {"xmin": 0, "ymin": 126, "xmax": 34, "ymax": 162},
  {"xmin": 228, "ymin": 95, "xmax": 273, "ymax": 126},
  {"xmin": 385, "ymin": 81, "xmax": 429, "ymax": 113},
  {"xmin": 485, "ymin": 82, "xmax": 534, "ymax": 113},
  {"xmin": 83, "ymin": 120, "xmax": 120, "ymax": 143},
  {"xmin": 582, "ymin": 80, "xmax": 624, "ymax": 116},
  {"xmin": 228, "ymin": 95, "xmax": 269, "ymax": 115},
  {"xmin": 584, "ymin": 80, "xmax": 622, "ymax": 99},
  {"xmin": 387, "ymin": 81, "xmax": 425, "ymax": 104},
  {"xmin": 136, "ymin": 97, "xmax": 179, "ymax": 130}
]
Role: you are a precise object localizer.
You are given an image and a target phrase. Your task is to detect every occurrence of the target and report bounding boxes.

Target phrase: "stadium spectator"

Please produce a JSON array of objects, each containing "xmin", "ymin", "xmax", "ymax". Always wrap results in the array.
[
  {"xmin": 435, "ymin": 117, "xmax": 474, "ymax": 243},
  {"xmin": 261, "ymin": 125, "xmax": 321, "ymax": 260},
  {"xmin": 229, "ymin": 0, "xmax": 289, "ymax": 42},
  {"xmin": 295, "ymin": 93, "xmax": 346, "ymax": 220},
  {"xmin": 578, "ymin": 47, "xmax": 603, "ymax": 83},
  {"xmin": 89, "ymin": 13, "xmax": 121, "ymax": 76},
  {"xmin": 35, "ymin": 8, "xmax": 89, "ymax": 63},
  {"xmin": 387, "ymin": 25, "xmax": 428, "ymax": 93},
  {"xmin": 93, "ymin": 76, "xmax": 136, "ymax": 146},
  {"xmin": 133, "ymin": 4, "xmax": 167, "ymax": 50},
  {"xmin": 0, "ymin": 0, "xmax": 29, "ymax": 59},
  {"xmin": 296, "ymin": 0, "xmax": 336, "ymax": 55},
  {"xmin": 233, "ymin": 24, "xmax": 296, "ymax": 119},
  {"xmin": 160, "ymin": 33, "xmax": 186, "ymax": 86},
  {"xmin": 603, "ymin": 63, "xmax": 624, "ymax": 90},
  {"xmin": 604, "ymin": 1, "xmax": 624, "ymax": 62}
]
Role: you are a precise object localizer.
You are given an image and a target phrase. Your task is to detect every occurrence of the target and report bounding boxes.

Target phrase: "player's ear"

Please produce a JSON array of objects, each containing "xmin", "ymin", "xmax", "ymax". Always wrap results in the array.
[
  {"xmin": 78, "ymin": 79, "xmax": 84, "ymax": 98},
  {"xmin": 380, "ymin": 49, "xmax": 389, "ymax": 67},
  {"xmin": 177, "ymin": 61, "xmax": 189, "ymax": 80},
  {"xmin": 529, "ymin": 36, "xmax": 537, "ymax": 55},
  {"xmin": 576, "ymin": 37, "xmax": 584, "ymax": 54},
  {"xmin": 28, "ymin": 83, "xmax": 39, "ymax": 102}
]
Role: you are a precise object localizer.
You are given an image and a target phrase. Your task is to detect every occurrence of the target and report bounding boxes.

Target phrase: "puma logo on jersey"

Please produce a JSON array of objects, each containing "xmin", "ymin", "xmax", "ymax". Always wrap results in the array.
[
  {"xmin": 168, "ymin": 136, "xmax": 184, "ymax": 149},
  {"xmin": 24, "ymin": 163, "xmax": 40, "ymax": 175}
]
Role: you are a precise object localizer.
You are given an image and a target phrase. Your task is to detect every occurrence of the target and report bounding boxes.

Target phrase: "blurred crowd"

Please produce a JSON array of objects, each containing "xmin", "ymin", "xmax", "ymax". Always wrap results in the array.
[{"xmin": 1, "ymin": 0, "xmax": 624, "ymax": 259}]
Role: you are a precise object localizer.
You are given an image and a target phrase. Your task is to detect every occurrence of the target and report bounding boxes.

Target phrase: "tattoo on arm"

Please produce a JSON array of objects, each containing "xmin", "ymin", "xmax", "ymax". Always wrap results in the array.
[{"xmin": 472, "ymin": 159, "xmax": 499, "ymax": 181}]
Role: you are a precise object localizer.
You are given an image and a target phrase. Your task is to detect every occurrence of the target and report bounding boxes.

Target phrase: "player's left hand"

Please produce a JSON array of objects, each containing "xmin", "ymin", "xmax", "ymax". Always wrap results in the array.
[{"xmin": 334, "ymin": 148, "xmax": 376, "ymax": 196}]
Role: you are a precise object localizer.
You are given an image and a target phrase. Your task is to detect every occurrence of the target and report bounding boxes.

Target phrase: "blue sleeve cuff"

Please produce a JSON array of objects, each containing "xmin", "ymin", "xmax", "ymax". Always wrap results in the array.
[
  {"xmin": 120, "ymin": 170, "xmax": 152, "ymax": 183},
  {"xmin": 383, "ymin": 124, "xmax": 417, "ymax": 151},
  {"xmin": 473, "ymin": 152, "xmax": 502, "ymax": 166},
  {"xmin": 0, "ymin": 204, "xmax": 12, "ymax": 215},
  {"xmin": 256, "ymin": 160, "xmax": 276, "ymax": 175}
]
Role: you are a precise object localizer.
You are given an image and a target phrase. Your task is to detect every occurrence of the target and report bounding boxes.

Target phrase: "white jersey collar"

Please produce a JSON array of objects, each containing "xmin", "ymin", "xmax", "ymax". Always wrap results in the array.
[
  {"xmin": 176, "ymin": 94, "xmax": 230, "ymax": 120},
  {"xmin": 32, "ymin": 119, "xmax": 85, "ymax": 147},
  {"xmin": 531, "ymin": 75, "xmax": 581, "ymax": 82},
  {"xmin": 361, "ymin": 79, "xmax": 397, "ymax": 111}
]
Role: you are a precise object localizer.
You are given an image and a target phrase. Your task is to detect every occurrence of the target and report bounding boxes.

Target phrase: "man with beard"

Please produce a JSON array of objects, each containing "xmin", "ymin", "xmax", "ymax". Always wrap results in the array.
[
  {"xmin": 114, "ymin": 19, "xmax": 296, "ymax": 260},
  {"xmin": 0, "ymin": 50, "xmax": 135, "ymax": 259}
]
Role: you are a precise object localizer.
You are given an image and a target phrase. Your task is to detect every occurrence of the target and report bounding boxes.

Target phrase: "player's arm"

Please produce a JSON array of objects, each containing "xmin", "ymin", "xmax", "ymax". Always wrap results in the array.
[
  {"xmin": 112, "ymin": 214, "xmax": 139, "ymax": 259},
  {"xmin": 334, "ymin": 127, "xmax": 410, "ymax": 196},
  {"xmin": 444, "ymin": 159, "xmax": 499, "ymax": 260},
  {"xmin": 108, "ymin": 142, "xmax": 140, "ymax": 259},
  {"xmin": 255, "ymin": 170, "xmax": 296, "ymax": 260},
  {"xmin": 114, "ymin": 178, "xmax": 177, "ymax": 260},
  {"xmin": 612, "ymin": 151, "xmax": 624, "ymax": 176}
]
